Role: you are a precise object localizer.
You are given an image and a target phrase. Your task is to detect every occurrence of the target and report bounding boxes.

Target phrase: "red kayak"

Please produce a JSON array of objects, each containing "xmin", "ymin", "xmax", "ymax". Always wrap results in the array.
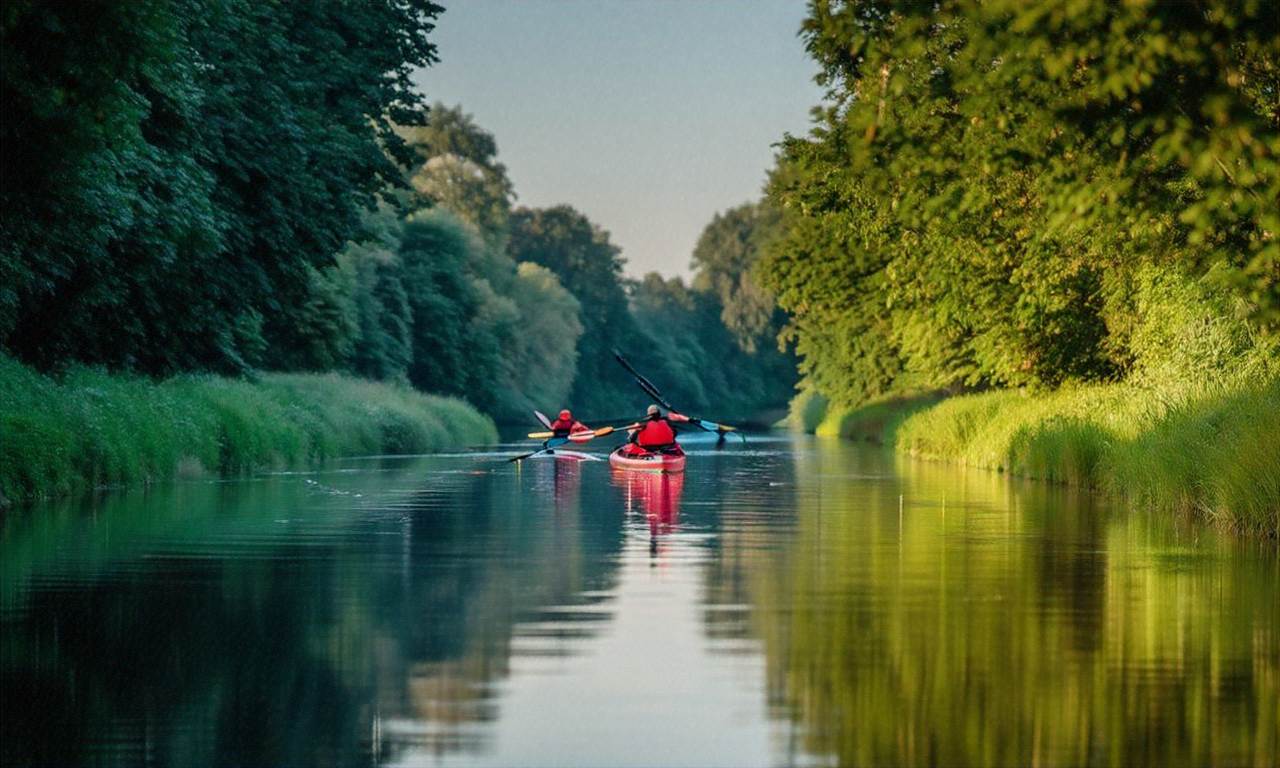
[{"xmin": 608, "ymin": 444, "xmax": 686, "ymax": 474}]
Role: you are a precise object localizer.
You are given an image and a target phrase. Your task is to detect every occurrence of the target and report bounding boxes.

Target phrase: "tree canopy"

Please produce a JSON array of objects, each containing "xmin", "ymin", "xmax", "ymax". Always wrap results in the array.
[
  {"xmin": 1, "ymin": 0, "xmax": 443, "ymax": 373},
  {"xmin": 2, "ymin": 4, "xmax": 796, "ymax": 424},
  {"xmin": 763, "ymin": 0, "xmax": 1279, "ymax": 406}
]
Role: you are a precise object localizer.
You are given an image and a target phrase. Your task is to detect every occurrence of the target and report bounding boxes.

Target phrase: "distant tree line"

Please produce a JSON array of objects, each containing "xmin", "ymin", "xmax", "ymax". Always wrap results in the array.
[
  {"xmin": 1, "ymin": 3, "xmax": 795, "ymax": 423},
  {"xmin": 762, "ymin": 0, "xmax": 1278, "ymax": 406}
]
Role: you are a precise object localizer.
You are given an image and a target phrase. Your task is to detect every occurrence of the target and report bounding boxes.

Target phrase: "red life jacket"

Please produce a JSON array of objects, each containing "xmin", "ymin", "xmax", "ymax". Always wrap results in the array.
[
  {"xmin": 550, "ymin": 418, "xmax": 587, "ymax": 434},
  {"xmin": 636, "ymin": 417, "xmax": 676, "ymax": 447}
]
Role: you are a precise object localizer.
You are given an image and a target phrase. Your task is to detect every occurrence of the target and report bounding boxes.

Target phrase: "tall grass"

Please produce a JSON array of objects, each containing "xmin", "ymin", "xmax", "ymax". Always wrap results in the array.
[
  {"xmin": 0, "ymin": 356, "xmax": 497, "ymax": 504},
  {"xmin": 892, "ymin": 380, "xmax": 1279, "ymax": 536},
  {"xmin": 790, "ymin": 268, "xmax": 1280, "ymax": 536},
  {"xmin": 813, "ymin": 391, "xmax": 943, "ymax": 444},
  {"xmin": 794, "ymin": 379, "xmax": 1279, "ymax": 537}
]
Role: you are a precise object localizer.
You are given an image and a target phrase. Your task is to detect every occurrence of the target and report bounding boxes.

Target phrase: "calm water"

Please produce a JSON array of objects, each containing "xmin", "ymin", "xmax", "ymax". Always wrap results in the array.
[{"xmin": 2, "ymin": 435, "xmax": 1277, "ymax": 767}]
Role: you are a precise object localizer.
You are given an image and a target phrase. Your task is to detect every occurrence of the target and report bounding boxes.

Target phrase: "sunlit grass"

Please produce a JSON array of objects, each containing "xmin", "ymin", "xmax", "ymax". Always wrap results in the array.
[
  {"xmin": 814, "ymin": 391, "xmax": 942, "ymax": 444},
  {"xmin": 894, "ymin": 380, "xmax": 1280, "ymax": 536},
  {"xmin": 804, "ymin": 377, "xmax": 1279, "ymax": 536},
  {"xmin": 0, "ymin": 356, "xmax": 497, "ymax": 503}
]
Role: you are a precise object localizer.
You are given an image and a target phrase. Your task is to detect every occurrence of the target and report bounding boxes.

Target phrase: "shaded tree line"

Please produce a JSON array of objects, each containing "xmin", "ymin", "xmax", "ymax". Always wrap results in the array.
[
  {"xmin": 761, "ymin": 0, "xmax": 1278, "ymax": 407},
  {"xmin": 2, "ymin": 3, "xmax": 795, "ymax": 423},
  {"xmin": 2, "ymin": 0, "xmax": 443, "ymax": 373}
]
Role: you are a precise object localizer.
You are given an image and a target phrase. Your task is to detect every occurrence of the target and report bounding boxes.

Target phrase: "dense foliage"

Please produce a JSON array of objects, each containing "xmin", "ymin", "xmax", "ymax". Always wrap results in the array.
[
  {"xmin": 630, "ymin": 272, "xmax": 795, "ymax": 418},
  {"xmin": 629, "ymin": 201, "xmax": 797, "ymax": 418},
  {"xmin": 763, "ymin": 0, "xmax": 1279, "ymax": 407},
  {"xmin": 1, "ymin": 0, "xmax": 443, "ymax": 373},
  {"xmin": 1, "ymin": 4, "xmax": 795, "ymax": 430},
  {"xmin": 508, "ymin": 205, "xmax": 650, "ymax": 416},
  {"xmin": 510, "ymin": 204, "xmax": 797, "ymax": 421}
]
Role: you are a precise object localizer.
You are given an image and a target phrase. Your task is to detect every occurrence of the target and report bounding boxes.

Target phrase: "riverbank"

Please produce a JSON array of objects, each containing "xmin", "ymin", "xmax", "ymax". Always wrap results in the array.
[
  {"xmin": 0, "ymin": 356, "xmax": 497, "ymax": 505},
  {"xmin": 797, "ymin": 379, "xmax": 1280, "ymax": 537}
]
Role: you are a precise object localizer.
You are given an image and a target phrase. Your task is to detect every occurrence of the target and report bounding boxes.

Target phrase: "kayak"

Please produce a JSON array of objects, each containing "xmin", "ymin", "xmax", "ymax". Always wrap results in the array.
[{"xmin": 608, "ymin": 445, "xmax": 686, "ymax": 474}]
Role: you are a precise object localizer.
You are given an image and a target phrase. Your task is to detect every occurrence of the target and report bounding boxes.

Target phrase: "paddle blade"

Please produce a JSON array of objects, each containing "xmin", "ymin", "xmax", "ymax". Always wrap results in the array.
[
  {"xmin": 533, "ymin": 410, "xmax": 553, "ymax": 429},
  {"xmin": 568, "ymin": 431, "xmax": 596, "ymax": 443},
  {"xmin": 528, "ymin": 431, "xmax": 554, "ymax": 439}
]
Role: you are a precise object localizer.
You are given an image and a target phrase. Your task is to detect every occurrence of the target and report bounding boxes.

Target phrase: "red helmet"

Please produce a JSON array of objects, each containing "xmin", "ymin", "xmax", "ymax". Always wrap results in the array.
[{"xmin": 558, "ymin": 409, "xmax": 571, "ymax": 420}]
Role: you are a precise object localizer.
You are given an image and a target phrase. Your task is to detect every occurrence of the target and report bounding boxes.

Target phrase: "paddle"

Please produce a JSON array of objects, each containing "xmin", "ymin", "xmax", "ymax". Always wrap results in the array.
[
  {"xmin": 507, "ymin": 434, "xmax": 569, "ymax": 463},
  {"xmin": 527, "ymin": 425, "xmax": 617, "ymax": 442},
  {"xmin": 612, "ymin": 350, "xmax": 746, "ymax": 442}
]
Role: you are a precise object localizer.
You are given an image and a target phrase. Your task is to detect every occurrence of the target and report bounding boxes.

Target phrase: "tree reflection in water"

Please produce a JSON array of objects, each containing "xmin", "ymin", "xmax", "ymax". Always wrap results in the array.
[
  {"xmin": 741, "ymin": 446, "xmax": 1279, "ymax": 768},
  {"xmin": 1, "ymin": 441, "xmax": 1276, "ymax": 767}
]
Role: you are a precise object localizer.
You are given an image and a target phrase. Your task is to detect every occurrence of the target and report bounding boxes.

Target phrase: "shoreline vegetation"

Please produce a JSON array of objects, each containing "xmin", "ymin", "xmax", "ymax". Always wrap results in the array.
[
  {"xmin": 757, "ymin": 4, "xmax": 1278, "ymax": 538},
  {"xmin": 0, "ymin": 356, "xmax": 497, "ymax": 506},
  {"xmin": 2, "ymin": 4, "xmax": 794, "ymax": 511},
  {"xmin": 793, "ymin": 377, "xmax": 1280, "ymax": 538}
]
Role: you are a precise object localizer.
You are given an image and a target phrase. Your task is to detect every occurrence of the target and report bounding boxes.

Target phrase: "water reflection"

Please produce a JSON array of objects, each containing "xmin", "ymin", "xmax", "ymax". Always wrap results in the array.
[
  {"xmin": 613, "ymin": 470, "xmax": 685, "ymax": 552},
  {"xmin": 748, "ymin": 445, "xmax": 1279, "ymax": 767},
  {"xmin": 0, "ymin": 437, "xmax": 1276, "ymax": 767}
]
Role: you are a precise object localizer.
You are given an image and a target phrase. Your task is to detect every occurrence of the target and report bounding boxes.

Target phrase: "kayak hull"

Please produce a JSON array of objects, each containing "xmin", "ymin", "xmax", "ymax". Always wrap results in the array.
[{"xmin": 608, "ymin": 446, "xmax": 686, "ymax": 474}]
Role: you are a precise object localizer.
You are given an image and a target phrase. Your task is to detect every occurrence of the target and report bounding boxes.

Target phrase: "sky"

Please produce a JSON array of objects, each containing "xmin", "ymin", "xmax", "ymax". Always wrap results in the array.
[{"xmin": 413, "ymin": 1, "xmax": 824, "ymax": 278}]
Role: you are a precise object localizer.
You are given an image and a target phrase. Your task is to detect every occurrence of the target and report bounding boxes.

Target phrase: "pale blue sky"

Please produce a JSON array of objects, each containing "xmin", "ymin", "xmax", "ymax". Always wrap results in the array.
[{"xmin": 414, "ymin": 1, "xmax": 823, "ymax": 278}]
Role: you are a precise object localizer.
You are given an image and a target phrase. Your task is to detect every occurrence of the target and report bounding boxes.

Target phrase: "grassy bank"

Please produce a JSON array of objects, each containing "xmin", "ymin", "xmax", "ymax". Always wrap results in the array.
[
  {"xmin": 0, "ymin": 356, "xmax": 497, "ymax": 504},
  {"xmin": 799, "ymin": 379, "xmax": 1280, "ymax": 537}
]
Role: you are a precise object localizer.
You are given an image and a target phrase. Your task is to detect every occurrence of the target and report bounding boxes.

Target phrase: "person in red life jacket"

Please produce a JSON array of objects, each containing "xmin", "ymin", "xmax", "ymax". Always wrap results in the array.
[
  {"xmin": 548, "ymin": 409, "xmax": 590, "ymax": 437},
  {"xmin": 624, "ymin": 404, "xmax": 681, "ymax": 455}
]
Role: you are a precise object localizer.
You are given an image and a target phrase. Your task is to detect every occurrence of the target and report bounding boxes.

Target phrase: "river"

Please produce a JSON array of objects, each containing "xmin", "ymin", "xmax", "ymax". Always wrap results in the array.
[{"xmin": 2, "ymin": 435, "xmax": 1276, "ymax": 766}]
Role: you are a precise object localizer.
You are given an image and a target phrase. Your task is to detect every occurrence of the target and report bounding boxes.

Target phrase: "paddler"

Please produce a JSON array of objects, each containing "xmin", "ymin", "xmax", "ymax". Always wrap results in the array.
[
  {"xmin": 624, "ymin": 404, "xmax": 680, "ymax": 454},
  {"xmin": 548, "ymin": 409, "xmax": 590, "ymax": 438}
]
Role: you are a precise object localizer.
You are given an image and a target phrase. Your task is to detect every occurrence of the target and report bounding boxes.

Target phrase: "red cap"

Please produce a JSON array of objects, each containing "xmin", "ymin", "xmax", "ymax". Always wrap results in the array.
[{"xmin": 558, "ymin": 409, "xmax": 571, "ymax": 420}]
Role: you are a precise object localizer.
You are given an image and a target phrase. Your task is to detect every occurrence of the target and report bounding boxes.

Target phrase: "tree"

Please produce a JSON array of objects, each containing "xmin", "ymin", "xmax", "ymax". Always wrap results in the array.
[
  {"xmin": 398, "ymin": 211, "xmax": 500, "ymax": 402},
  {"xmin": 762, "ymin": 0, "xmax": 1279, "ymax": 406},
  {"xmin": 496, "ymin": 264, "xmax": 584, "ymax": 417},
  {"xmin": 399, "ymin": 104, "xmax": 515, "ymax": 249},
  {"xmin": 342, "ymin": 211, "xmax": 413, "ymax": 383},
  {"xmin": 1, "ymin": 0, "xmax": 443, "ymax": 374},
  {"xmin": 691, "ymin": 201, "xmax": 786, "ymax": 353},
  {"xmin": 509, "ymin": 206, "xmax": 650, "ymax": 416}
]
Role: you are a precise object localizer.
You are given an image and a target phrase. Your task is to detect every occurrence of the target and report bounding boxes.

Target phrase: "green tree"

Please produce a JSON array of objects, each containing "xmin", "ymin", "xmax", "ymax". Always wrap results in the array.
[
  {"xmin": 1, "ymin": 0, "xmax": 443, "ymax": 374},
  {"xmin": 494, "ymin": 264, "xmax": 584, "ymax": 417},
  {"xmin": 690, "ymin": 202, "xmax": 785, "ymax": 353},
  {"xmin": 631, "ymin": 273, "xmax": 796, "ymax": 419},
  {"xmin": 399, "ymin": 104, "xmax": 516, "ymax": 249},
  {"xmin": 763, "ymin": 0, "xmax": 1278, "ymax": 407},
  {"xmin": 398, "ymin": 211, "xmax": 501, "ymax": 403},
  {"xmin": 509, "ymin": 206, "xmax": 650, "ymax": 416},
  {"xmin": 341, "ymin": 211, "xmax": 413, "ymax": 383}
]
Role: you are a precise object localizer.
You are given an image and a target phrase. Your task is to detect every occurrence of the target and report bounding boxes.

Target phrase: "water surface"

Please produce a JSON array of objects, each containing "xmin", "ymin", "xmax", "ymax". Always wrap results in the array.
[{"xmin": 2, "ymin": 436, "xmax": 1276, "ymax": 766}]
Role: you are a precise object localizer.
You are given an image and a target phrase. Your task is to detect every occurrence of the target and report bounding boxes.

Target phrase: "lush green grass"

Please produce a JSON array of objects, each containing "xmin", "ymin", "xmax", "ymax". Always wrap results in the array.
[
  {"xmin": 814, "ymin": 391, "xmax": 943, "ymax": 444},
  {"xmin": 0, "ymin": 356, "xmax": 497, "ymax": 504},
  {"xmin": 801, "ymin": 378, "xmax": 1279, "ymax": 536}
]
